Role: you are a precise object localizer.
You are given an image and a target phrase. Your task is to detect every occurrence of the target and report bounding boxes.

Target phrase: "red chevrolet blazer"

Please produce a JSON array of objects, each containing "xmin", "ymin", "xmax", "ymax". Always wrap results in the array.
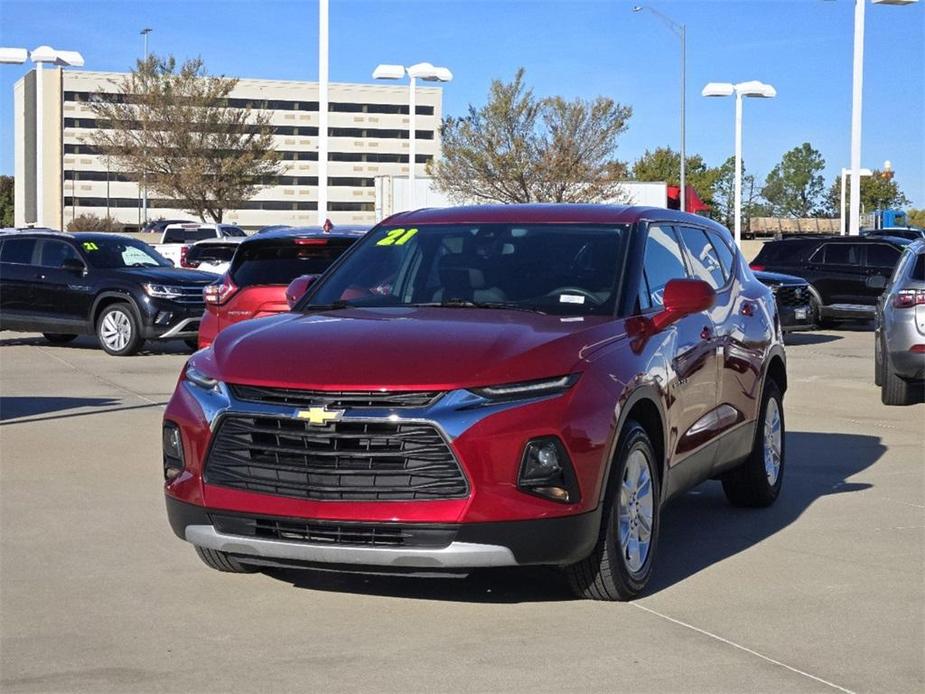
[{"xmin": 163, "ymin": 204, "xmax": 787, "ymax": 600}]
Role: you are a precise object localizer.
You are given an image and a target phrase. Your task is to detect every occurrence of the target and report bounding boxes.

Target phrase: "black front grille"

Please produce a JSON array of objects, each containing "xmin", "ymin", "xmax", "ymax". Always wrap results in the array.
[
  {"xmin": 211, "ymin": 513, "xmax": 456, "ymax": 548},
  {"xmin": 775, "ymin": 285, "xmax": 808, "ymax": 307},
  {"xmin": 204, "ymin": 415, "xmax": 468, "ymax": 501},
  {"xmin": 230, "ymin": 384, "xmax": 442, "ymax": 409},
  {"xmin": 171, "ymin": 286, "xmax": 209, "ymax": 306}
]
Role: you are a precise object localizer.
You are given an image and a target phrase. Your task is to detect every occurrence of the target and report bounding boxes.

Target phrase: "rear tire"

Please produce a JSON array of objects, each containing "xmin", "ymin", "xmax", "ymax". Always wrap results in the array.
[
  {"xmin": 96, "ymin": 303, "xmax": 143, "ymax": 356},
  {"xmin": 564, "ymin": 421, "xmax": 660, "ymax": 601},
  {"xmin": 881, "ymin": 351, "xmax": 913, "ymax": 406},
  {"xmin": 722, "ymin": 380, "xmax": 785, "ymax": 508},
  {"xmin": 42, "ymin": 333, "xmax": 77, "ymax": 344},
  {"xmin": 874, "ymin": 333, "xmax": 883, "ymax": 387},
  {"xmin": 194, "ymin": 545, "xmax": 258, "ymax": 573}
]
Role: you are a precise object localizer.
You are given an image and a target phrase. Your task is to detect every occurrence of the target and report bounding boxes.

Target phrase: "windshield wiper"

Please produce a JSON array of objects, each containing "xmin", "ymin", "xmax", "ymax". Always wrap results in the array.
[
  {"xmin": 301, "ymin": 299, "xmax": 354, "ymax": 312},
  {"xmin": 411, "ymin": 299, "xmax": 547, "ymax": 314}
]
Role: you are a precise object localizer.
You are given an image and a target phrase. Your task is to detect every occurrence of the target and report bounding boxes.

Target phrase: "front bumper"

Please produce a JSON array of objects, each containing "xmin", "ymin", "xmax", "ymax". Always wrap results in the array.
[
  {"xmin": 166, "ymin": 496, "xmax": 600, "ymax": 568},
  {"xmin": 140, "ymin": 297, "xmax": 205, "ymax": 340}
]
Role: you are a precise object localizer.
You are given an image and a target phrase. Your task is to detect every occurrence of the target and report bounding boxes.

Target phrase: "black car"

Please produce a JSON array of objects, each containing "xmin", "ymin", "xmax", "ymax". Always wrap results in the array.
[
  {"xmin": 0, "ymin": 230, "xmax": 214, "ymax": 355},
  {"xmin": 750, "ymin": 235, "xmax": 910, "ymax": 325},
  {"xmin": 753, "ymin": 270, "xmax": 813, "ymax": 331}
]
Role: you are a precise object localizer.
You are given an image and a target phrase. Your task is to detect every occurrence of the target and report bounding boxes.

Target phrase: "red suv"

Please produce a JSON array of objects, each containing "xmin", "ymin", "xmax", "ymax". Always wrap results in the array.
[
  {"xmin": 197, "ymin": 228, "xmax": 364, "ymax": 348},
  {"xmin": 164, "ymin": 205, "xmax": 787, "ymax": 600}
]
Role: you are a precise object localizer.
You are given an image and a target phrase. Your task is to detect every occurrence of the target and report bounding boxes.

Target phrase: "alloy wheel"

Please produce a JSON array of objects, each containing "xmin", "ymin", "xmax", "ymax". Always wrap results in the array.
[
  {"xmin": 763, "ymin": 398, "xmax": 783, "ymax": 485},
  {"xmin": 100, "ymin": 310, "xmax": 132, "ymax": 352},
  {"xmin": 617, "ymin": 449, "xmax": 654, "ymax": 574}
]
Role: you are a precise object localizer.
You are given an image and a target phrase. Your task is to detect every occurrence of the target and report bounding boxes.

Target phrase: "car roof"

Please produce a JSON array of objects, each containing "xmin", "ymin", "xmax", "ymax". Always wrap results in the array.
[
  {"xmin": 245, "ymin": 226, "xmax": 368, "ymax": 243},
  {"xmin": 382, "ymin": 203, "xmax": 725, "ymax": 230},
  {"xmin": 769, "ymin": 234, "xmax": 910, "ymax": 246},
  {"xmin": 0, "ymin": 229, "xmax": 142, "ymax": 243}
]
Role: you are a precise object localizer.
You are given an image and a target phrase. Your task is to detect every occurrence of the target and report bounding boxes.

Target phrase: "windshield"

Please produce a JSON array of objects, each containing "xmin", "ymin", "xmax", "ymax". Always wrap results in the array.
[
  {"xmin": 230, "ymin": 238, "xmax": 356, "ymax": 287},
  {"xmin": 81, "ymin": 238, "xmax": 171, "ymax": 269},
  {"xmin": 302, "ymin": 223, "xmax": 630, "ymax": 316}
]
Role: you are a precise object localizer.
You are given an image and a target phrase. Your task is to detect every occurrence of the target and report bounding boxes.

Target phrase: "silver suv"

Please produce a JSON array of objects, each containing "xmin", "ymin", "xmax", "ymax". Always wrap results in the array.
[{"xmin": 875, "ymin": 240, "xmax": 925, "ymax": 405}]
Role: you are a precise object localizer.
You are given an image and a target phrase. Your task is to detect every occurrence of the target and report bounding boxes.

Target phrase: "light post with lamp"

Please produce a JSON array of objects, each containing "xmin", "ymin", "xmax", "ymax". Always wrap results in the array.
[
  {"xmin": 702, "ymin": 80, "xmax": 776, "ymax": 247},
  {"xmin": 373, "ymin": 62, "xmax": 452, "ymax": 211}
]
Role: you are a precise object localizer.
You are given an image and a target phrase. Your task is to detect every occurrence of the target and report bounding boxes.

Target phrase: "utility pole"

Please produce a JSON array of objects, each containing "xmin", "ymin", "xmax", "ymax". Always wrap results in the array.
[{"xmin": 140, "ymin": 28, "xmax": 152, "ymax": 227}]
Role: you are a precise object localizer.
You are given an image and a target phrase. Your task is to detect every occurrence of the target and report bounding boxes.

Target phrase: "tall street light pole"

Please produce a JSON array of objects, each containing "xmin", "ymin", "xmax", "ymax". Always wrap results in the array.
[
  {"xmin": 10, "ymin": 46, "xmax": 84, "ymax": 228},
  {"xmin": 317, "ymin": 0, "xmax": 329, "ymax": 225},
  {"xmin": 633, "ymin": 5, "xmax": 686, "ymax": 212},
  {"xmin": 140, "ymin": 28, "xmax": 152, "ymax": 226},
  {"xmin": 702, "ymin": 81, "xmax": 776, "ymax": 247},
  {"xmin": 373, "ymin": 62, "xmax": 452, "ymax": 210},
  {"xmin": 839, "ymin": 0, "xmax": 918, "ymax": 235}
]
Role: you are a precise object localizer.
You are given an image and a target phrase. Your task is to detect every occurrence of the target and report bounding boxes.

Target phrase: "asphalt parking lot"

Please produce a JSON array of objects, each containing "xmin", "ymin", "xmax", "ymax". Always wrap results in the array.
[{"xmin": 1, "ymin": 328, "xmax": 922, "ymax": 694}]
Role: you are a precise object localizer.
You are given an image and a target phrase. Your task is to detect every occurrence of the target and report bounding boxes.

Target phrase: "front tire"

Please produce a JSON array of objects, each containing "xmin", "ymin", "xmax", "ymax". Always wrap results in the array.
[
  {"xmin": 42, "ymin": 333, "xmax": 77, "ymax": 344},
  {"xmin": 874, "ymin": 333, "xmax": 883, "ymax": 387},
  {"xmin": 722, "ymin": 380, "xmax": 785, "ymax": 507},
  {"xmin": 565, "ymin": 421, "xmax": 660, "ymax": 601},
  {"xmin": 96, "ymin": 303, "xmax": 143, "ymax": 356},
  {"xmin": 194, "ymin": 546, "xmax": 258, "ymax": 573}
]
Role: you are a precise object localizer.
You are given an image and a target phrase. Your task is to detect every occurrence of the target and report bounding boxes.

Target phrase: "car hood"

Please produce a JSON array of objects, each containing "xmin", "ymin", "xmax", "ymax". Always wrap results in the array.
[
  {"xmin": 108, "ymin": 267, "xmax": 216, "ymax": 284},
  {"xmin": 205, "ymin": 307, "xmax": 623, "ymax": 391},
  {"xmin": 753, "ymin": 270, "xmax": 807, "ymax": 286}
]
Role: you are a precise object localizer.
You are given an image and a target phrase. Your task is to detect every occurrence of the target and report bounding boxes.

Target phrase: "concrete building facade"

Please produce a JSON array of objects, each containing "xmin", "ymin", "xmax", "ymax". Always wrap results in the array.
[{"xmin": 14, "ymin": 68, "xmax": 442, "ymax": 230}]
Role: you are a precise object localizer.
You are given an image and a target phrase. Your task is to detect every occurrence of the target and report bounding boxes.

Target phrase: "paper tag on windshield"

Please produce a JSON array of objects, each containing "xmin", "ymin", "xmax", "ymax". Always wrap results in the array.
[{"xmin": 560, "ymin": 294, "xmax": 585, "ymax": 304}]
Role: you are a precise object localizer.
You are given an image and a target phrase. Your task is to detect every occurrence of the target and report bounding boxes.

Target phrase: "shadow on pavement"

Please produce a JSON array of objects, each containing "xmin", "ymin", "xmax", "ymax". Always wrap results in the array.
[
  {"xmin": 648, "ymin": 430, "xmax": 884, "ymax": 595},
  {"xmin": 265, "ymin": 430, "xmax": 885, "ymax": 603},
  {"xmin": 0, "ymin": 395, "xmax": 120, "ymax": 421},
  {"xmin": 784, "ymin": 332, "xmax": 843, "ymax": 346},
  {"xmin": 0, "ymin": 333, "xmax": 193, "ymax": 355}
]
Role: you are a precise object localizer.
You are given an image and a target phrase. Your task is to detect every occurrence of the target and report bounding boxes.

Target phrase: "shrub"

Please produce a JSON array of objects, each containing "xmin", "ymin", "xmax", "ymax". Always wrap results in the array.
[{"xmin": 66, "ymin": 214, "xmax": 124, "ymax": 233}]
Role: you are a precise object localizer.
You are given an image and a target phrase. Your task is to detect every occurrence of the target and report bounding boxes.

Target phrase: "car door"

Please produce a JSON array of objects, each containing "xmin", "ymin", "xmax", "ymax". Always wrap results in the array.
[
  {"xmin": 807, "ymin": 243, "xmax": 865, "ymax": 306},
  {"xmin": 33, "ymin": 239, "xmax": 93, "ymax": 327},
  {"xmin": 863, "ymin": 243, "xmax": 903, "ymax": 306},
  {"xmin": 638, "ymin": 223, "xmax": 719, "ymax": 489},
  {"xmin": 0, "ymin": 236, "xmax": 40, "ymax": 330}
]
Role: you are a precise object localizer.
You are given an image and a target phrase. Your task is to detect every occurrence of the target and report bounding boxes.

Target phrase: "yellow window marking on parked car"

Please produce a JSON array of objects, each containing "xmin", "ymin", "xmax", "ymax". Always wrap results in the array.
[
  {"xmin": 376, "ymin": 228, "xmax": 417, "ymax": 246},
  {"xmin": 82, "ymin": 242, "xmax": 99, "ymax": 251}
]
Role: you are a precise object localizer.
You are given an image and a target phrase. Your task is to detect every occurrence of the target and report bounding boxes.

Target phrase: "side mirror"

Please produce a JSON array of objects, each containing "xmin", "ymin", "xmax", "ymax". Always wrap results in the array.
[
  {"xmin": 651, "ymin": 279, "xmax": 716, "ymax": 332},
  {"xmin": 61, "ymin": 258, "xmax": 87, "ymax": 275},
  {"xmin": 285, "ymin": 274, "xmax": 319, "ymax": 308}
]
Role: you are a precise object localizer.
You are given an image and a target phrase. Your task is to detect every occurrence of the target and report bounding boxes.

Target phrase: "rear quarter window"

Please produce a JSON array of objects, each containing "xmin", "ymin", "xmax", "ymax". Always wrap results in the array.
[
  {"xmin": 0, "ymin": 238, "xmax": 38, "ymax": 264},
  {"xmin": 912, "ymin": 254, "xmax": 925, "ymax": 282},
  {"xmin": 866, "ymin": 244, "xmax": 901, "ymax": 269}
]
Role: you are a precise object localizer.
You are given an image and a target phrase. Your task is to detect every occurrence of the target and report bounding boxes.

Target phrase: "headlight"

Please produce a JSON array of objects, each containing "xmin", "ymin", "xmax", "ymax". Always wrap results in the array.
[
  {"xmin": 143, "ymin": 283, "xmax": 184, "ymax": 299},
  {"xmin": 469, "ymin": 374, "xmax": 579, "ymax": 401},
  {"xmin": 185, "ymin": 364, "xmax": 219, "ymax": 390}
]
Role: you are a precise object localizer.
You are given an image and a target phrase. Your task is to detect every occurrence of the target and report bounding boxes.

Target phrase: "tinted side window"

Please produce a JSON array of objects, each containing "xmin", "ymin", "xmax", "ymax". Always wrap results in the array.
[
  {"xmin": 678, "ymin": 227, "xmax": 725, "ymax": 289},
  {"xmin": 822, "ymin": 244, "xmax": 860, "ymax": 265},
  {"xmin": 0, "ymin": 238, "xmax": 38, "ymax": 264},
  {"xmin": 231, "ymin": 239, "xmax": 355, "ymax": 287},
  {"xmin": 39, "ymin": 240, "xmax": 81, "ymax": 267},
  {"xmin": 641, "ymin": 225, "xmax": 688, "ymax": 308},
  {"xmin": 866, "ymin": 244, "xmax": 900, "ymax": 269},
  {"xmin": 706, "ymin": 229, "xmax": 736, "ymax": 281},
  {"xmin": 222, "ymin": 226, "xmax": 246, "ymax": 237},
  {"xmin": 912, "ymin": 254, "xmax": 925, "ymax": 282}
]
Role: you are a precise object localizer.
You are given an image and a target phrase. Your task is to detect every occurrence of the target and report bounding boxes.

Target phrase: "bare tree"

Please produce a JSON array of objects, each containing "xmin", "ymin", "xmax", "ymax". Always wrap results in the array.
[
  {"xmin": 429, "ymin": 69, "xmax": 631, "ymax": 204},
  {"xmin": 87, "ymin": 55, "xmax": 281, "ymax": 222}
]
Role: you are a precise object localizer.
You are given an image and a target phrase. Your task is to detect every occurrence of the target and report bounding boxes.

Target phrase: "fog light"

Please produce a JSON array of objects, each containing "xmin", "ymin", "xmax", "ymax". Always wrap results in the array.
[
  {"xmin": 518, "ymin": 437, "xmax": 579, "ymax": 503},
  {"xmin": 155, "ymin": 311, "xmax": 174, "ymax": 325},
  {"xmin": 163, "ymin": 422, "xmax": 185, "ymax": 481}
]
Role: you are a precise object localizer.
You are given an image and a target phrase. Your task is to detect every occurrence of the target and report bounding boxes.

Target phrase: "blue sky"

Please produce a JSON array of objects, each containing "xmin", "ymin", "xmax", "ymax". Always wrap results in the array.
[{"xmin": 1, "ymin": 0, "xmax": 923, "ymax": 207}]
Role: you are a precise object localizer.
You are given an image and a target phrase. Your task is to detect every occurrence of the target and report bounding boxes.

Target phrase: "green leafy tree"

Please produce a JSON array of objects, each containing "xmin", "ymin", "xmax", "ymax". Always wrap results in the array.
[
  {"xmin": 630, "ymin": 147, "xmax": 720, "ymax": 208},
  {"xmin": 430, "ymin": 68, "xmax": 632, "ymax": 203},
  {"xmin": 0, "ymin": 175, "xmax": 13, "ymax": 227},
  {"xmin": 824, "ymin": 170, "xmax": 910, "ymax": 217},
  {"xmin": 86, "ymin": 54, "xmax": 281, "ymax": 222},
  {"xmin": 907, "ymin": 209, "xmax": 925, "ymax": 227},
  {"xmin": 761, "ymin": 143, "xmax": 826, "ymax": 217}
]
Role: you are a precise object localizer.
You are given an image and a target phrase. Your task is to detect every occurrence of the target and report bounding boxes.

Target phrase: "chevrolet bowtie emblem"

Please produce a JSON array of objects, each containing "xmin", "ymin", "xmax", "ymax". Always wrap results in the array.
[{"xmin": 296, "ymin": 406, "xmax": 345, "ymax": 426}]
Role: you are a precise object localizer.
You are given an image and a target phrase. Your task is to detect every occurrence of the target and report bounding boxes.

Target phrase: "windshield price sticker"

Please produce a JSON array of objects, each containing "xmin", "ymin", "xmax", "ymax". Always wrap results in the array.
[
  {"xmin": 82, "ymin": 242, "xmax": 99, "ymax": 251},
  {"xmin": 376, "ymin": 228, "xmax": 418, "ymax": 246},
  {"xmin": 560, "ymin": 294, "xmax": 586, "ymax": 304}
]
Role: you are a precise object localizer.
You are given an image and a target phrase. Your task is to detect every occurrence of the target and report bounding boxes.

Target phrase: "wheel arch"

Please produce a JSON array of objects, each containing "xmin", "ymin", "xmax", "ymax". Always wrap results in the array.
[
  {"xmin": 597, "ymin": 385, "xmax": 668, "ymax": 508},
  {"xmin": 91, "ymin": 291, "xmax": 142, "ymax": 327}
]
